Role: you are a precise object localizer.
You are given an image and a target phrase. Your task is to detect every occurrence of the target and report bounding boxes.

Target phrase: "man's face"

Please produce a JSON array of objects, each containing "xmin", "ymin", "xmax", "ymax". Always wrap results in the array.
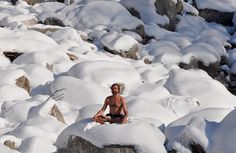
[{"xmin": 111, "ymin": 85, "xmax": 120, "ymax": 95}]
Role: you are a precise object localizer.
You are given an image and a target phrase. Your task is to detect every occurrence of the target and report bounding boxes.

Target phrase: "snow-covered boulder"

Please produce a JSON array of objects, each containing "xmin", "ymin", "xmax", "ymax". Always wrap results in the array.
[
  {"xmin": 0, "ymin": 28, "xmax": 65, "ymax": 53},
  {"xmin": 57, "ymin": 136, "xmax": 136, "ymax": 153},
  {"xmin": 50, "ymin": 76, "xmax": 111, "ymax": 108},
  {"xmin": 164, "ymin": 69, "xmax": 236, "ymax": 108},
  {"xmin": 155, "ymin": 0, "xmax": 183, "ymax": 30},
  {"xmin": 67, "ymin": 60, "xmax": 141, "ymax": 90},
  {"xmin": 193, "ymin": 0, "xmax": 235, "ymax": 26},
  {"xmin": 56, "ymin": 119, "xmax": 167, "ymax": 153},
  {"xmin": 209, "ymin": 109, "xmax": 236, "ymax": 153},
  {"xmin": 101, "ymin": 32, "xmax": 139, "ymax": 59},
  {"xmin": 75, "ymin": 1, "xmax": 143, "ymax": 32}
]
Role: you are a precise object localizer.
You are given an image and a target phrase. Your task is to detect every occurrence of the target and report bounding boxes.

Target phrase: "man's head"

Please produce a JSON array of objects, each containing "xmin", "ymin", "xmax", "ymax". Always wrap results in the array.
[{"xmin": 111, "ymin": 83, "xmax": 120, "ymax": 95}]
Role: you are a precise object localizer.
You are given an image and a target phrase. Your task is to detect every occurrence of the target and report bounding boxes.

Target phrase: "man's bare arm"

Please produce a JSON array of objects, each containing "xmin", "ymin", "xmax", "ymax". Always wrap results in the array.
[
  {"xmin": 121, "ymin": 97, "xmax": 128, "ymax": 123},
  {"xmin": 93, "ymin": 98, "xmax": 109, "ymax": 120}
]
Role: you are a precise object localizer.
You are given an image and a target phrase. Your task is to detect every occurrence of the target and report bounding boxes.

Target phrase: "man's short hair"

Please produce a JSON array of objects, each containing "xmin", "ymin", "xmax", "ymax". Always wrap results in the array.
[{"xmin": 111, "ymin": 83, "xmax": 120, "ymax": 91}]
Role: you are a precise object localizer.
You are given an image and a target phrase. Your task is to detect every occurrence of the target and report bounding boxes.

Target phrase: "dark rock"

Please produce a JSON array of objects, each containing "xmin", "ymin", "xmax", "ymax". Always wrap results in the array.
[
  {"xmin": 179, "ymin": 58, "xmax": 199, "ymax": 70},
  {"xmin": 189, "ymin": 142, "xmax": 206, "ymax": 153},
  {"xmin": 192, "ymin": 0, "xmax": 234, "ymax": 26},
  {"xmin": 199, "ymin": 9, "xmax": 233, "ymax": 26},
  {"xmin": 179, "ymin": 57, "xmax": 228, "ymax": 85},
  {"xmin": 4, "ymin": 140, "xmax": 16, "ymax": 150},
  {"xmin": 127, "ymin": 8, "xmax": 141, "ymax": 19},
  {"xmin": 39, "ymin": 17, "xmax": 65, "ymax": 27},
  {"xmin": 155, "ymin": 0, "xmax": 183, "ymax": 31},
  {"xmin": 67, "ymin": 53, "xmax": 78, "ymax": 61},
  {"xmin": 144, "ymin": 58, "xmax": 152, "ymax": 64},
  {"xmin": 176, "ymin": 0, "xmax": 184, "ymax": 14},
  {"xmin": 103, "ymin": 44, "xmax": 139, "ymax": 60},
  {"xmin": 168, "ymin": 141, "xmax": 206, "ymax": 153},
  {"xmin": 16, "ymin": 76, "xmax": 30, "ymax": 93},
  {"xmin": 122, "ymin": 24, "xmax": 149, "ymax": 44},
  {"xmin": 3, "ymin": 52, "xmax": 23, "ymax": 62},
  {"xmin": 49, "ymin": 104, "xmax": 65, "ymax": 124},
  {"xmin": 57, "ymin": 136, "xmax": 137, "ymax": 153},
  {"xmin": 225, "ymin": 43, "xmax": 232, "ymax": 50}
]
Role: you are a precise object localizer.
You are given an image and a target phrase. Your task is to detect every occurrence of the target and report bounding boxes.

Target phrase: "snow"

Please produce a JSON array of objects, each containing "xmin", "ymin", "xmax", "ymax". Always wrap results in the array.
[
  {"xmin": 50, "ymin": 76, "xmax": 111, "ymax": 108},
  {"xmin": 164, "ymin": 69, "xmax": 236, "ymax": 108},
  {"xmin": 67, "ymin": 60, "xmax": 141, "ymax": 90},
  {"xmin": 56, "ymin": 119, "xmax": 167, "ymax": 153},
  {"xmin": 75, "ymin": 1, "xmax": 143, "ymax": 30},
  {"xmin": 120, "ymin": 0, "xmax": 169, "ymax": 25},
  {"xmin": 0, "ymin": 0, "xmax": 235, "ymax": 153},
  {"xmin": 18, "ymin": 137, "xmax": 56, "ymax": 153},
  {"xmin": 195, "ymin": 0, "xmax": 236, "ymax": 12},
  {"xmin": 101, "ymin": 31, "xmax": 138, "ymax": 52},
  {"xmin": 0, "ymin": 28, "xmax": 64, "ymax": 53}
]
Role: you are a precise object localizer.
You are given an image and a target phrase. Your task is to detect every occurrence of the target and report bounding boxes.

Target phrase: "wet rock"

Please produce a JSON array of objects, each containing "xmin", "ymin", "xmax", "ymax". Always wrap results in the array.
[{"xmin": 57, "ymin": 136, "xmax": 137, "ymax": 153}]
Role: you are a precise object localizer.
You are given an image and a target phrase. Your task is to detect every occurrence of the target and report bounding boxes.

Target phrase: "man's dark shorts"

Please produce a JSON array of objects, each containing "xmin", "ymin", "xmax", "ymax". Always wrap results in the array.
[{"xmin": 106, "ymin": 113, "xmax": 124, "ymax": 119}]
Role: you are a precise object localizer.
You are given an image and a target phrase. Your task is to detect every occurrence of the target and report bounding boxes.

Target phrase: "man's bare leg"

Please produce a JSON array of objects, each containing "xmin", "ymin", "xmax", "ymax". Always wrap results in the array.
[
  {"xmin": 109, "ymin": 118, "xmax": 123, "ymax": 124},
  {"xmin": 95, "ymin": 115, "xmax": 110, "ymax": 124}
]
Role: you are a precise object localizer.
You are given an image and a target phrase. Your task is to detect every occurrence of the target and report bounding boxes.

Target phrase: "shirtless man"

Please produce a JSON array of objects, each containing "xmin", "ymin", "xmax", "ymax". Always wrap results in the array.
[{"xmin": 93, "ymin": 83, "xmax": 128, "ymax": 124}]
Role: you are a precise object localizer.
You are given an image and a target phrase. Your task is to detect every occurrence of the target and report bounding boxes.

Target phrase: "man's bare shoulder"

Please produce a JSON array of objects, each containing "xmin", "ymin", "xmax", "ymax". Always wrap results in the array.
[
  {"xmin": 120, "ymin": 96, "xmax": 126, "ymax": 101},
  {"xmin": 106, "ymin": 96, "xmax": 113, "ymax": 100}
]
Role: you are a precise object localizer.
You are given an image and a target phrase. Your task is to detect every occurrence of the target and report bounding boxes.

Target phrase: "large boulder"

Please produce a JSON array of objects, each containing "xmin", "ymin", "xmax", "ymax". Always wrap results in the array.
[
  {"xmin": 101, "ymin": 32, "xmax": 139, "ymax": 59},
  {"xmin": 155, "ymin": 0, "xmax": 184, "ymax": 30},
  {"xmin": 57, "ymin": 136, "xmax": 136, "ymax": 153},
  {"xmin": 192, "ymin": 0, "xmax": 234, "ymax": 26}
]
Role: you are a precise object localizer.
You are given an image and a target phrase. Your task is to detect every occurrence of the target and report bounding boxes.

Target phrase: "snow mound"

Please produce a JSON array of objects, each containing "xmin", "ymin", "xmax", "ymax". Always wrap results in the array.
[
  {"xmin": 164, "ymin": 69, "xmax": 236, "ymax": 108},
  {"xmin": 50, "ymin": 76, "xmax": 110, "ymax": 108},
  {"xmin": 210, "ymin": 109, "xmax": 236, "ymax": 153},
  {"xmin": 18, "ymin": 137, "xmax": 56, "ymax": 153},
  {"xmin": 76, "ymin": 1, "xmax": 143, "ymax": 30},
  {"xmin": 195, "ymin": 0, "xmax": 236, "ymax": 12},
  {"xmin": 56, "ymin": 119, "xmax": 167, "ymax": 153},
  {"xmin": 67, "ymin": 60, "xmax": 141, "ymax": 89},
  {"xmin": 120, "ymin": 0, "xmax": 169, "ymax": 25},
  {"xmin": 0, "ymin": 28, "xmax": 64, "ymax": 53},
  {"xmin": 101, "ymin": 31, "xmax": 138, "ymax": 52}
]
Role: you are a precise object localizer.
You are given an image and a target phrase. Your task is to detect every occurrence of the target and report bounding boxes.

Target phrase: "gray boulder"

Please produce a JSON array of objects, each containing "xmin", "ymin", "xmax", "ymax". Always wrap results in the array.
[
  {"xmin": 104, "ymin": 44, "xmax": 139, "ymax": 60},
  {"xmin": 57, "ymin": 136, "xmax": 137, "ymax": 153},
  {"xmin": 192, "ymin": 0, "xmax": 234, "ymax": 26},
  {"xmin": 179, "ymin": 57, "xmax": 227, "ymax": 84},
  {"xmin": 155, "ymin": 0, "xmax": 183, "ymax": 31}
]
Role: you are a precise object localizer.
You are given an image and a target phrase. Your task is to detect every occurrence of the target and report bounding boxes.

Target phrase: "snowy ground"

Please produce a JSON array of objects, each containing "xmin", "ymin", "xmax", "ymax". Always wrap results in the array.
[{"xmin": 0, "ymin": 0, "xmax": 236, "ymax": 153}]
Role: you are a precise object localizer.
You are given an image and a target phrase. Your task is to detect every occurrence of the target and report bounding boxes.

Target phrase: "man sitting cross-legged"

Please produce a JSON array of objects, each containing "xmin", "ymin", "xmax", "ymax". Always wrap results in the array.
[{"xmin": 93, "ymin": 83, "xmax": 128, "ymax": 124}]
